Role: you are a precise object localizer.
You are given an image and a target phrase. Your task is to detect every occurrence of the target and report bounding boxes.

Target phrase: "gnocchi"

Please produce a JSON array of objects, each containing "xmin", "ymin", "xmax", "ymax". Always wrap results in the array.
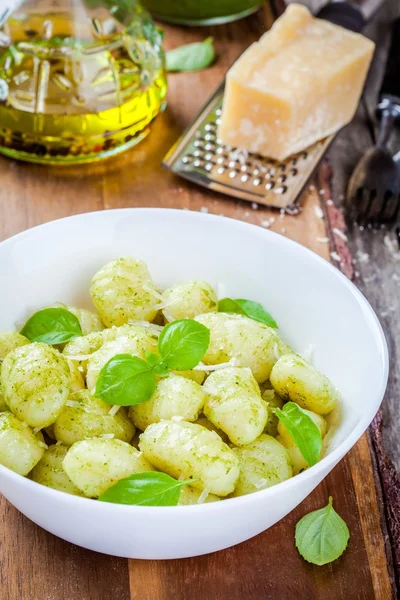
[
  {"xmin": 129, "ymin": 374, "xmax": 206, "ymax": 430},
  {"xmin": 0, "ymin": 255, "xmax": 340, "ymax": 505},
  {"xmin": 0, "ymin": 412, "xmax": 45, "ymax": 475},
  {"xmin": 232, "ymin": 434, "xmax": 293, "ymax": 497},
  {"xmin": 1, "ymin": 343, "xmax": 70, "ymax": 428},
  {"xmin": 203, "ymin": 367, "xmax": 268, "ymax": 446},
  {"xmin": 54, "ymin": 390, "xmax": 135, "ymax": 446},
  {"xmin": 139, "ymin": 420, "xmax": 240, "ymax": 497},
  {"xmin": 31, "ymin": 445, "xmax": 84, "ymax": 496},
  {"xmin": 86, "ymin": 326, "xmax": 158, "ymax": 391},
  {"xmin": 195, "ymin": 313, "xmax": 292, "ymax": 383},
  {"xmin": 90, "ymin": 257, "xmax": 159, "ymax": 327},
  {"xmin": 270, "ymin": 354, "xmax": 339, "ymax": 415},
  {"xmin": 162, "ymin": 280, "xmax": 217, "ymax": 322},
  {"xmin": 0, "ymin": 330, "xmax": 29, "ymax": 359},
  {"xmin": 63, "ymin": 438, "xmax": 155, "ymax": 497}
]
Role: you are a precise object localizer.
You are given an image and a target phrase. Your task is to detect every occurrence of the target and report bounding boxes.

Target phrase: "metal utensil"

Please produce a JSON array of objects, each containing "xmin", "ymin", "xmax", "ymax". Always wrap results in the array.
[
  {"xmin": 163, "ymin": 2, "xmax": 373, "ymax": 210},
  {"xmin": 347, "ymin": 18, "xmax": 400, "ymax": 226}
]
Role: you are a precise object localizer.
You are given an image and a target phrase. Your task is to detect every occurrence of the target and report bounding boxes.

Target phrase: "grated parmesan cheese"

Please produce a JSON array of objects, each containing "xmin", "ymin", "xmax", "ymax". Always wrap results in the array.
[
  {"xmin": 356, "ymin": 250, "xmax": 370, "ymax": 264},
  {"xmin": 314, "ymin": 205, "xmax": 324, "ymax": 219},
  {"xmin": 384, "ymin": 234, "xmax": 400, "ymax": 260},
  {"xmin": 142, "ymin": 284, "xmax": 164, "ymax": 301},
  {"xmin": 197, "ymin": 488, "xmax": 211, "ymax": 504},
  {"xmin": 194, "ymin": 357, "xmax": 239, "ymax": 371},
  {"xmin": 301, "ymin": 344, "xmax": 315, "ymax": 363},
  {"xmin": 109, "ymin": 405, "xmax": 121, "ymax": 417},
  {"xmin": 273, "ymin": 343, "xmax": 280, "ymax": 360},
  {"xmin": 316, "ymin": 237, "xmax": 329, "ymax": 243},
  {"xmin": 333, "ymin": 228, "xmax": 348, "ymax": 242},
  {"xmin": 330, "ymin": 251, "xmax": 341, "ymax": 262},
  {"xmin": 251, "ymin": 202, "xmax": 258, "ymax": 210},
  {"xmin": 99, "ymin": 433, "xmax": 115, "ymax": 439},
  {"xmin": 261, "ymin": 217, "xmax": 275, "ymax": 228}
]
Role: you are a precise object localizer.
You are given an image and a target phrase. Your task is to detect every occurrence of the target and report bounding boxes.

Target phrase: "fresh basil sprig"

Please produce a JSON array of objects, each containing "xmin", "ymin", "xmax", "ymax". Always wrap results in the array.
[
  {"xmin": 218, "ymin": 298, "xmax": 278, "ymax": 328},
  {"xmin": 95, "ymin": 319, "xmax": 210, "ymax": 406},
  {"xmin": 20, "ymin": 308, "xmax": 82, "ymax": 345},
  {"xmin": 275, "ymin": 402, "xmax": 322, "ymax": 467},
  {"xmin": 98, "ymin": 472, "xmax": 196, "ymax": 506},
  {"xmin": 295, "ymin": 497, "xmax": 350, "ymax": 565},
  {"xmin": 166, "ymin": 37, "xmax": 216, "ymax": 72}
]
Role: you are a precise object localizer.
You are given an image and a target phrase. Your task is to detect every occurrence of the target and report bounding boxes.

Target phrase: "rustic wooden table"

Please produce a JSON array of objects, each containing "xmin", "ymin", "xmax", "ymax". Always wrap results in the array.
[{"xmin": 0, "ymin": 2, "xmax": 398, "ymax": 599}]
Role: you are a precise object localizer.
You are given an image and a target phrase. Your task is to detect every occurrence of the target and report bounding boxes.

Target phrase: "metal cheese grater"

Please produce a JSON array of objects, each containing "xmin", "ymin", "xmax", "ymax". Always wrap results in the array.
[
  {"xmin": 163, "ymin": 81, "xmax": 334, "ymax": 209},
  {"xmin": 163, "ymin": 0, "xmax": 382, "ymax": 210}
]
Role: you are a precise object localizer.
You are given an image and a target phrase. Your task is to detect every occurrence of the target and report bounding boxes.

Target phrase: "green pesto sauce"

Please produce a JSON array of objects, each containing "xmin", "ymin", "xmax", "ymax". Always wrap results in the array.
[{"xmin": 142, "ymin": 0, "xmax": 263, "ymax": 22}]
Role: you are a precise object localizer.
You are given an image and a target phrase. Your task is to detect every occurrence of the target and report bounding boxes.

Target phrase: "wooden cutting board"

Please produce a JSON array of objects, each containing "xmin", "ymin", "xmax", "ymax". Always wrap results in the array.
[{"xmin": 0, "ymin": 6, "xmax": 395, "ymax": 599}]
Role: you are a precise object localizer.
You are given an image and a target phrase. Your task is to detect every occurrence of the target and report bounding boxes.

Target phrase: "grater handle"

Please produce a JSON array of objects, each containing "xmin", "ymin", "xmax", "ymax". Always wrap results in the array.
[{"xmin": 316, "ymin": 2, "xmax": 365, "ymax": 33}]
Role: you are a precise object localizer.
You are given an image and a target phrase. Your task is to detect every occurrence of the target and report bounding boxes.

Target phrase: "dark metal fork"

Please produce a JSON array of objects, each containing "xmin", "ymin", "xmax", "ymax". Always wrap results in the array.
[{"xmin": 347, "ymin": 18, "xmax": 400, "ymax": 227}]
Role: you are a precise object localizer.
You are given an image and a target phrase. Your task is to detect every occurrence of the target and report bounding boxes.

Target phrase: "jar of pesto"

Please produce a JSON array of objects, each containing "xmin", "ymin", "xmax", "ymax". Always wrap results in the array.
[{"xmin": 142, "ymin": 0, "xmax": 264, "ymax": 25}]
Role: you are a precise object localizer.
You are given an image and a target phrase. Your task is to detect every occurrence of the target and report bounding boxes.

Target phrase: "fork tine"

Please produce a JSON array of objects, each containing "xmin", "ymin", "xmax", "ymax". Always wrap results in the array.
[{"xmin": 359, "ymin": 189, "xmax": 376, "ymax": 225}]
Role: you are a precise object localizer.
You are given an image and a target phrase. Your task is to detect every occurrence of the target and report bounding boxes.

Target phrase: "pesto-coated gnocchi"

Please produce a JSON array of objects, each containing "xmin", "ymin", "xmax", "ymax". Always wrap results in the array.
[
  {"xmin": 139, "ymin": 421, "xmax": 240, "ymax": 497},
  {"xmin": 0, "ymin": 412, "xmax": 45, "ymax": 475},
  {"xmin": 1, "ymin": 343, "xmax": 70, "ymax": 428},
  {"xmin": 194, "ymin": 416, "xmax": 229, "ymax": 443},
  {"xmin": 129, "ymin": 374, "xmax": 206, "ymax": 431},
  {"xmin": 0, "ymin": 255, "xmax": 340, "ymax": 506},
  {"xmin": 178, "ymin": 486, "xmax": 220, "ymax": 505},
  {"xmin": 203, "ymin": 367, "xmax": 268, "ymax": 446},
  {"xmin": 60, "ymin": 305, "xmax": 104, "ymax": 335},
  {"xmin": 262, "ymin": 388, "xmax": 284, "ymax": 437},
  {"xmin": 63, "ymin": 438, "xmax": 155, "ymax": 497},
  {"xmin": 0, "ymin": 374, "xmax": 7, "ymax": 412},
  {"xmin": 162, "ymin": 280, "xmax": 217, "ymax": 322},
  {"xmin": 68, "ymin": 360, "xmax": 85, "ymax": 392},
  {"xmin": 0, "ymin": 330, "xmax": 29, "ymax": 359},
  {"xmin": 54, "ymin": 390, "xmax": 135, "ymax": 446},
  {"xmin": 277, "ymin": 408, "xmax": 327, "ymax": 474},
  {"xmin": 90, "ymin": 257, "xmax": 159, "ymax": 327},
  {"xmin": 270, "ymin": 354, "xmax": 339, "ymax": 415},
  {"xmin": 0, "ymin": 331, "xmax": 29, "ymax": 410},
  {"xmin": 86, "ymin": 327, "xmax": 158, "ymax": 391},
  {"xmin": 232, "ymin": 434, "xmax": 293, "ymax": 497},
  {"xmin": 195, "ymin": 313, "xmax": 292, "ymax": 383},
  {"xmin": 31, "ymin": 444, "xmax": 84, "ymax": 495}
]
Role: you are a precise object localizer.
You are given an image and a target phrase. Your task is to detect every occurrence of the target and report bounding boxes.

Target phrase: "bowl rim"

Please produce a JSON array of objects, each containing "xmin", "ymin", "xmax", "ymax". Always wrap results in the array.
[{"xmin": 0, "ymin": 207, "xmax": 389, "ymax": 513}]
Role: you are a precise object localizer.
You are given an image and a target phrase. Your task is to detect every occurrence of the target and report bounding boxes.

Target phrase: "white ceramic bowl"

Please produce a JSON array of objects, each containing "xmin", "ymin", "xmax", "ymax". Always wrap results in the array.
[{"xmin": 0, "ymin": 208, "xmax": 388, "ymax": 559}]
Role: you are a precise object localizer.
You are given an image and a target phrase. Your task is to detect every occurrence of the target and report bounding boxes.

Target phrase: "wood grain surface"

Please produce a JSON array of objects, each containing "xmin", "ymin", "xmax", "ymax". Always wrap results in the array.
[{"xmin": 0, "ymin": 4, "xmax": 396, "ymax": 599}]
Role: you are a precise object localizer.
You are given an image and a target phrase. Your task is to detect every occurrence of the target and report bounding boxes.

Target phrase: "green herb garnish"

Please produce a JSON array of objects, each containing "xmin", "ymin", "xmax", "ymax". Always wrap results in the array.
[
  {"xmin": 95, "ymin": 319, "xmax": 210, "ymax": 406},
  {"xmin": 295, "ymin": 497, "xmax": 350, "ymax": 565},
  {"xmin": 98, "ymin": 472, "xmax": 195, "ymax": 506},
  {"xmin": 166, "ymin": 37, "xmax": 216, "ymax": 72},
  {"xmin": 21, "ymin": 308, "xmax": 82, "ymax": 345},
  {"xmin": 275, "ymin": 402, "xmax": 322, "ymax": 467},
  {"xmin": 218, "ymin": 298, "xmax": 278, "ymax": 328}
]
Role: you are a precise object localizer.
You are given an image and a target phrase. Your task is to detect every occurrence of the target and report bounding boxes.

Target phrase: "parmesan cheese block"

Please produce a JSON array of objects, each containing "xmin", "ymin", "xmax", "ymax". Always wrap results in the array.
[{"xmin": 218, "ymin": 4, "xmax": 375, "ymax": 160}]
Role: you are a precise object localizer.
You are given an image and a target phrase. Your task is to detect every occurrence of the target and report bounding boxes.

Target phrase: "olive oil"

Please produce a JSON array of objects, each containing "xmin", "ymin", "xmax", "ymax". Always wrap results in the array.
[{"xmin": 0, "ymin": 2, "xmax": 167, "ymax": 164}]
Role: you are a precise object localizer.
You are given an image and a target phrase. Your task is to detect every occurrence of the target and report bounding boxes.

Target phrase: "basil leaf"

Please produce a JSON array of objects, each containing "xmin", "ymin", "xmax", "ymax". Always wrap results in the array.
[
  {"xmin": 153, "ymin": 361, "xmax": 169, "ymax": 377},
  {"xmin": 218, "ymin": 298, "xmax": 278, "ymax": 328},
  {"xmin": 20, "ymin": 308, "xmax": 82, "ymax": 344},
  {"xmin": 145, "ymin": 351, "xmax": 160, "ymax": 368},
  {"xmin": 275, "ymin": 402, "xmax": 322, "ymax": 467},
  {"xmin": 158, "ymin": 319, "xmax": 210, "ymax": 371},
  {"xmin": 166, "ymin": 37, "xmax": 216, "ymax": 72},
  {"xmin": 95, "ymin": 354, "xmax": 156, "ymax": 406},
  {"xmin": 98, "ymin": 472, "xmax": 195, "ymax": 506},
  {"xmin": 295, "ymin": 497, "xmax": 350, "ymax": 565}
]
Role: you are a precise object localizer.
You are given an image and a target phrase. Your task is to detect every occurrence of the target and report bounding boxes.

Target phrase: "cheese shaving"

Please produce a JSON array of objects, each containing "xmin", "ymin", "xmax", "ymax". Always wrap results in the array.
[
  {"xmin": 109, "ymin": 405, "xmax": 121, "ymax": 417},
  {"xmin": 333, "ymin": 228, "xmax": 348, "ymax": 242},
  {"xmin": 197, "ymin": 488, "xmax": 211, "ymax": 504},
  {"xmin": 142, "ymin": 284, "xmax": 164, "ymax": 301},
  {"xmin": 194, "ymin": 357, "xmax": 239, "ymax": 371}
]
